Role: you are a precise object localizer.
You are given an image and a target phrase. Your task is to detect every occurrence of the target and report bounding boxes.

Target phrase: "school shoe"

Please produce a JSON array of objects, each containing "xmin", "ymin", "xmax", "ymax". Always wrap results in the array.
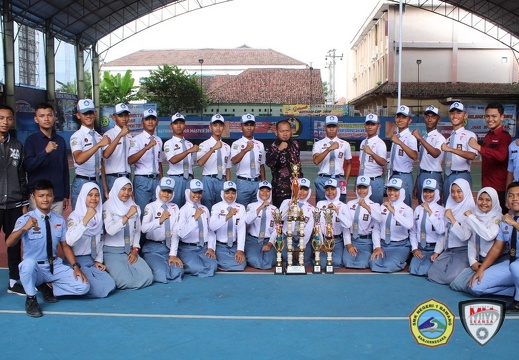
[
  {"xmin": 506, "ymin": 300, "xmax": 519, "ymax": 313},
  {"xmin": 7, "ymin": 282, "xmax": 26, "ymax": 296},
  {"xmin": 36, "ymin": 284, "xmax": 59, "ymax": 303},
  {"xmin": 25, "ymin": 296, "xmax": 43, "ymax": 318}
]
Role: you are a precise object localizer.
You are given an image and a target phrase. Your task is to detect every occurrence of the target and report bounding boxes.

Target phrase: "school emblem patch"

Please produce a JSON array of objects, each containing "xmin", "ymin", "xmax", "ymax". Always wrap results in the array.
[
  {"xmin": 458, "ymin": 299, "xmax": 505, "ymax": 346},
  {"xmin": 409, "ymin": 299, "xmax": 454, "ymax": 347}
]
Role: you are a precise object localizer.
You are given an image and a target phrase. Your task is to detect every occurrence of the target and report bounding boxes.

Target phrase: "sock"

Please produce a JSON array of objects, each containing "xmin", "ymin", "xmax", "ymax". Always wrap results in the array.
[{"xmin": 9, "ymin": 279, "xmax": 17, "ymax": 287}]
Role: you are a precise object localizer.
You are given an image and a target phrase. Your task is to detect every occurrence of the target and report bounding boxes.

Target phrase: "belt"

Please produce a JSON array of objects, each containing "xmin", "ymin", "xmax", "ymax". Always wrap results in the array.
[
  {"xmin": 170, "ymin": 174, "xmax": 193, "ymax": 178},
  {"xmin": 419, "ymin": 170, "xmax": 442, "ymax": 174},
  {"xmin": 354, "ymin": 235, "xmax": 371, "ymax": 240},
  {"xmin": 369, "ymin": 176, "xmax": 382, "ymax": 180},
  {"xmin": 146, "ymin": 239, "xmax": 166, "ymax": 244},
  {"xmin": 37, "ymin": 257, "xmax": 56, "ymax": 265},
  {"xmin": 180, "ymin": 242, "xmax": 201, "ymax": 246},
  {"xmin": 421, "ymin": 242, "xmax": 436, "ymax": 249},
  {"xmin": 76, "ymin": 175, "xmax": 96, "ymax": 181},
  {"xmin": 451, "ymin": 170, "xmax": 469, "ymax": 174},
  {"xmin": 135, "ymin": 174, "xmax": 159, "ymax": 179},
  {"xmin": 334, "ymin": 235, "xmax": 343, "ymax": 239},
  {"xmin": 204, "ymin": 174, "xmax": 223, "ymax": 179},
  {"xmin": 319, "ymin": 174, "xmax": 344, "ymax": 178},
  {"xmin": 106, "ymin": 173, "xmax": 129, "ymax": 178},
  {"xmin": 392, "ymin": 171, "xmax": 411, "ymax": 175},
  {"xmin": 237, "ymin": 176, "xmax": 260, "ymax": 182}
]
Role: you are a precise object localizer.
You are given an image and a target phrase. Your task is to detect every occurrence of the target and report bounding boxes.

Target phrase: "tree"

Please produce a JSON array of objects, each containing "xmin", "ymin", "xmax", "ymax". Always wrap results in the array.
[
  {"xmin": 99, "ymin": 70, "xmax": 140, "ymax": 105},
  {"xmin": 55, "ymin": 70, "xmax": 93, "ymax": 98},
  {"xmin": 139, "ymin": 64, "xmax": 207, "ymax": 116}
]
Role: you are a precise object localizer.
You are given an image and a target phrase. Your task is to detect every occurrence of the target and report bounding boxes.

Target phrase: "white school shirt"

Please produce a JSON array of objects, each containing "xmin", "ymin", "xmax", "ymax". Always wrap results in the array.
[
  {"xmin": 102, "ymin": 207, "xmax": 141, "ymax": 248},
  {"xmin": 433, "ymin": 219, "xmax": 472, "ymax": 254},
  {"xmin": 164, "ymin": 136, "xmax": 195, "ymax": 176},
  {"xmin": 278, "ymin": 199, "xmax": 315, "ymax": 246},
  {"xmin": 312, "ymin": 136, "xmax": 352, "ymax": 175},
  {"xmin": 141, "ymin": 200, "xmax": 180, "ymax": 257},
  {"xmin": 210, "ymin": 201, "xmax": 246, "ymax": 251},
  {"xmin": 198, "ymin": 136, "xmax": 232, "ymax": 175},
  {"xmin": 446, "ymin": 127, "xmax": 478, "ymax": 172},
  {"xmin": 245, "ymin": 201, "xmax": 278, "ymax": 239},
  {"xmin": 466, "ymin": 214, "xmax": 500, "ymax": 266},
  {"xmin": 409, "ymin": 203, "xmax": 445, "ymax": 251},
  {"xmin": 66, "ymin": 212, "xmax": 104, "ymax": 263},
  {"xmin": 343, "ymin": 198, "xmax": 382, "ymax": 246},
  {"xmin": 316, "ymin": 200, "xmax": 352, "ymax": 239},
  {"xmin": 230, "ymin": 137, "xmax": 266, "ymax": 178},
  {"xmin": 359, "ymin": 135, "xmax": 387, "ymax": 177},
  {"xmin": 129, "ymin": 131, "xmax": 163, "ymax": 175},
  {"xmin": 70, "ymin": 125, "xmax": 103, "ymax": 177},
  {"xmin": 507, "ymin": 140, "xmax": 519, "ymax": 182},
  {"xmin": 390, "ymin": 128, "xmax": 417, "ymax": 173},
  {"xmin": 176, "ymin": 202, "xmax": 216, "ymax": 251},
  {"xmin": 419, "ymin": 129, "xmax": 446, "ymax": 172},
  {"xmin": 103, "ymin": 125, "xmax": 131, "ymax": 174},
  {"xmin": 375, "ymin": 203, "xmax": 413, "ymax": 248}
]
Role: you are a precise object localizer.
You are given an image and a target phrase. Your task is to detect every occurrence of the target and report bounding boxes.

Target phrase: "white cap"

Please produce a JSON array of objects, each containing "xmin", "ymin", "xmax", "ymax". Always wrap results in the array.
[
  {"xmin": 325, "ymin": 115, "xmax": 339, "ymax": 125},
  {"xmin": 211, "ymin": 114, "xmax": 225, "ymax": 123},
  {"xmin": 171, "ymin": 113, "xmax": 185, "ymax": 122},
  {"xmin": 324, "ymin": 178, "xmax": 338, "ymax": 188},
  {"xmin": 422, "ymin": 178, "xmax": 437, "ymax": 191},
  {"xmin": 241, "ymin": 114, "xmax": 255, "ymax": 123},
  {"xmin": 143, "ymin": 109, "xmax": 158, "ymax": 119},
  {"xmin": 396, "ymin": 105, "xmax": 411, "ymax": 117},
  {"xmin": 449, "ymin": 102, "xmax": 465, "ymax": 112},
  {"xmin": 298, "ymin": 178, "xmax": 311, "ymax": 188},
  {"xmin": 189, "ymin": 179, "xmax": 203, "ymax": 192},
  {"xmin": 114, "ymin": 103, "xmax": 130, "ymax": 115},
  {"xmin": 386, "ymin": 178, "xmax": 403, "ymax": 190},
  {"xmin": 159, "ymin": 177, "xmax": 175, "ymax": 191},
  {"xmin": 365, "ymin": 113, "xmax": 379, "ymax": 123},
  {"xmin": 77, "ymin": 99, "xmax": 95, "ymax": 113},
  {"xmin": 356, "ymin": 176, "xmax": 371, "ymax": 187},
  {"xmin": 423, "ymin": 105, "xmax": 439, "ymax": 116},
  {"xmin": 258, "ymin": 180, "xmax": 272, "ymax": 189},
  {"xmin": 223, "ymin": 181, "xmax": 237, "ymax": 191}
]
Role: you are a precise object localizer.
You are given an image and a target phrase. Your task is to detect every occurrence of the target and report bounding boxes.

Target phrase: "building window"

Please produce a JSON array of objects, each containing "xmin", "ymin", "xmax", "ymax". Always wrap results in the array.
[{"xmin": 502, "ymin": 57, "xmax": 508, "ymax": 63}]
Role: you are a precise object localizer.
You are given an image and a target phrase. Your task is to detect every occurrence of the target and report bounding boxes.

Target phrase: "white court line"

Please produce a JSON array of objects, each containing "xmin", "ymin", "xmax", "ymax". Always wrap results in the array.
[{"xmin": 1, "ymin": 310, "xmax": 518, "ymax": 320}]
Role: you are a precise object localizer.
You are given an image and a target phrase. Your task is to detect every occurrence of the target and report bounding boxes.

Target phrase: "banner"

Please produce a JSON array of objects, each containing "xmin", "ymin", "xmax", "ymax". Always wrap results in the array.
[{"xmin": 283, "ymin": 104, "xmax": 347, "ymax": 116}]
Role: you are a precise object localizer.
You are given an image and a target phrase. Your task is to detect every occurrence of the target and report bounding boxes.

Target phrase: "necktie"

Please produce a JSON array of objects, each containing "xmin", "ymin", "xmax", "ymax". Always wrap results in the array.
[
  {"xmin": 249, "ymin": 142, "xmax": 257, "ymax": 178},
  {"xmin": 475, "ymin": 233, "xmax": 481, "ymax": 263},
  {"xmin": 419, "ymin": 133, "xmax": 428, "ymax": 162},
  {"xmin": 89, "ymin": 130, "xmax": 100, "ymax": 183},
  {"xmin": 124, "ymin": 218, "xmax": 131, "ymax": 254},
  {"xmin": 123, "ymin": 132, "xmax": 128, "ymax": 173},
  {"xmin": 44, "ymin": 215, "xmax": 54, "ymax": 274},
  {"xmin": 227, "ymin": 206, "xmax": 234, "ymax": 247},
  {"xmin": 389, "ymin": 135, "xmax": 399, "ymax": 178},
  {"xmin": 90, "ymin": 235, "xmax": 97, "ymax": 260},
  {"xmin": 359, "ymin": 140, "xmax": 367, "ymax": 176},
  {"xmin": 445, "ymin": 132, "xmax": 455, "ymax": 176},
  {"xmin": 384, "ymin": 211, "xmax": 392, "ymax": 245},
  {"xmin": 352, "ymin": 203, "xmax": 361, "ymax": 239},
  {"xmin": 181, "ymin": 139, "xmax": 189, "ymax": 179},
  {"xmin": 216, "ymin": 148, "xmax": 223, "ymax": 180},
  {"xmin": 444, "ymin": 223, "xmax": 452, "ymax": 249},
  {"xmin": 329, "ymin": 141, "xmax": 335, "ymax": 175},
  {"xmin": 510, "ymin": 216, "xmax": 518, "ymax": 263},
  {"xmin": 162, "ymin": 204, "xmax": 171, "ymax": 248},
  {"xmin": 420, "ymin": 208, "xmax": 428, "ymax": 248},
  {"xmin": 258, "ymin": 207, "xmax": 267, "ymax": 244},
  {"xmin": 194, "ymin": 204, "xmax": 205, "ymax": 247},
  {"xmin": 150, "ymin": 135, "xmax": 157, "ymax": 175}
]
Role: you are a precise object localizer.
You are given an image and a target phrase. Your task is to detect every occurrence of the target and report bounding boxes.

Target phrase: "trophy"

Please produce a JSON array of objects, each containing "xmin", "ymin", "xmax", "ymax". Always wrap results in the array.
[
  {"xmin": 272, "ymin": 209, "xmax": 284, "ymax": 275},
  {"xmin": 323, "ymin": 208, "xmax": 335, "ymax": 274},
  {"xmin": 311, "ymin": 208, "xmax": 322, "ymax": 274},
  {"xmin": 284, "ymin": 163, "xmax": 306, "ymax": 275}
]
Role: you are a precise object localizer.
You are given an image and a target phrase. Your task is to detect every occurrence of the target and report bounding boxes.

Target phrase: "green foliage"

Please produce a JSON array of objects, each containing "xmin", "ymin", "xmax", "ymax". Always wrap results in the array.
[
  {"xmin": 56, "ymin": 71, "xmax": 92, "ymax": 98},
  {"xmin": 322, "ymin": 81, "xmax": 329, "ymax": 99},
  {"xmin": 139, "ymin": 64, "xmax": 207, "ymax": 116},
  {"xmin": 99, "ymin": 70, "xmax": 140, "ymax": 105}
]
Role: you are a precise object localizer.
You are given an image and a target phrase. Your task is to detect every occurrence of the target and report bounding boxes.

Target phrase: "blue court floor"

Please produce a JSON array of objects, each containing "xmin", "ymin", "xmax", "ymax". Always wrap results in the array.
[{"xmin": 0, "ymin": 268, "xmax": 517, "ymax": 359}]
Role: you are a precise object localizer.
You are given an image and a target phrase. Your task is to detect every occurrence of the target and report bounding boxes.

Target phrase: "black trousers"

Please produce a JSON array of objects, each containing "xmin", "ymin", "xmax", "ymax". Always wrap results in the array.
[{"xmin": 0, "ymin": 207, "xmax": 23, "ymax": 280}]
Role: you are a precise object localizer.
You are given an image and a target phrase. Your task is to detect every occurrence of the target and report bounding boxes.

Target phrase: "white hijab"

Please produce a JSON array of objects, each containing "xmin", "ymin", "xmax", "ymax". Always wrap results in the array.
[
  {"xmin": 105, "ymin": 177, "xmax": 139, "ymax": 217},
  {"xmin": 474, "ymin": 187, "xmax": 502, "ymax": 227},
  {"xmin": 355, "ymin": 182, "xmax": 372, "ymax": 201},
  {"xmin": 421, "ymin": 188, "xmax": 441, "ymax": 205},
  {"xmin": 445, "ymin": 178, "xmax": 475, "ymax": 222},
  {"xmin": 72, "ymin": 182, "xmax": 103, "ymax": 236},
  {"xmin": 388, "ymin": 187, "xmax": 406, "ymax": 207},
  {"xmin": 155, "ymin": 185, "xmax": 174, "ymax": 206}
]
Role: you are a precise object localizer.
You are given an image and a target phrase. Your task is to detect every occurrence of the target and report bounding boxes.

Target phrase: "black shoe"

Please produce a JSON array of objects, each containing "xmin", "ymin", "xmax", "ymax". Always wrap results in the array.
[
  {"xmin": 25, "ymin": 296, "xmax": 43, "ymax": 318},
  {"xmin": 36, "ymin": 284, "xmax": 59, "ymax": 303},
  {"xmin": 506, "ymin": 300, "xmax": 519, "ymax": 313},
  {"xmin": 7, "ymin": 283, "xmax": 26, "ymax": 296}
]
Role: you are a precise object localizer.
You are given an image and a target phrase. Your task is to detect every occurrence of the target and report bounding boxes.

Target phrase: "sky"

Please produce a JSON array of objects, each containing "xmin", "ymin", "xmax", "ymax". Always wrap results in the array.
[{"xmin": 101, "ymin": 0, "xmax": 381, "ymax": 100}]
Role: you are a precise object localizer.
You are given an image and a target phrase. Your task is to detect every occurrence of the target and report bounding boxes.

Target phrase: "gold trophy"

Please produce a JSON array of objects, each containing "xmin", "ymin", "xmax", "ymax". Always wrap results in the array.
[
  {"xmin": 323, "ymin": 208, "xmax": 335, "ymax": 274},
  {"xmin": 311, "ymin": 208, "xmax": 322, "ymax": 274},
  {"xmin": 272, "ymin": 209, "xmax": 284, "ymax": 275},
  {"xmin": 284, "ymin": 163, "xmax": 306, "ymax": 275}
]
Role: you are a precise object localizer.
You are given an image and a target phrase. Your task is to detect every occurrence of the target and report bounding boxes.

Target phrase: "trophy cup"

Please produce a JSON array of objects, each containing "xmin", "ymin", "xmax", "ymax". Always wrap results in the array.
[
  {"xmin": 323, "ymin": 208, "xmax": 335, "ymax": 274},
  {"xmin": 284, "ymin": 163, "xmax": 306, "ymax": 275},
  {"xmin": 272, "ymin": 209, "xmax": 284, "ymax": 275},
  {"xmin": 311, "ymin": 208, "xmax": 322, "ymax": 274}
]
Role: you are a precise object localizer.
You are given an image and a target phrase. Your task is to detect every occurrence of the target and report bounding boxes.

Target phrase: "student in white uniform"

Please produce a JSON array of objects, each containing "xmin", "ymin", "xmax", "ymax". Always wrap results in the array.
[
  {"xmin": 102, "ymin": 103, "xmax": 131, "ymax": 194},
  {"xmin": 409, "ymin": 179, "xmax": 446, "ymax": 276},
  {"xmin": 312, "ymin": 115, "xmax": 352, "ymax": 203},
  {"xmin": 278, "ymin": 178, "xmax": 315, "ymax": 265},
  {"xmin": 370, "ymin": 178, "xmax": 413, "ymax": 273},
  {"xmin": 316, "ymin": 178, "xmax": 352, "ymax": 268},
  {"xmin": 342, "ymin": 176, "xmax": 382, "ymax": 269},
  {"xmin": 141, "ymin": 177, "xmax": 184, "ymax": 283},
  {"xmin": 176, "ymin": 179, "xmax": 218, "ymax": 277},
  {"xmin": 210, "ymin": 181, "xmax": 247, "ymax": 271},
  {"xmin": 66, "ymin": 182, "xmax": 116, "ymax": 298},
  {"xmin": 244, "ymin": 181, "xmax": 277, "ymax": 270},
  {"xmin": 358, "ymin": 114, "xmax": 387, "ymax": 204},
  {"xmin": 428, "ymin": 178, "xmax": 475, "ymax": 285},
  {"xmin": 164, "ymin": 113, "xmax": 198, "ymax": 208},
  {"xmin": 450, "ymin": 187, "xmax": 503, "ymax": 293},
  {"xmin": 102, "ymin": 177, "xmax": 153, "ymax": 290}
]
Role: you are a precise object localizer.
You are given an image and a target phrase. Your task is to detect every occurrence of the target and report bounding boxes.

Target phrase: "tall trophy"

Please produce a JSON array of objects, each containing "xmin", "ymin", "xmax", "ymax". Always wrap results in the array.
[
  {"xmin": 311, "ymin": 208, "xmax": 322, "ymax": 274},
  {"xmin": 323, "ymin": 208, "xmax": 335, "ymax": 274},
  {"xmin": 272, "ymin": 209, "xmax": 284, "ymax": 275},
  {"xmin": 285, "ymin": 163, "xmax": 306, "ymax": 275}
]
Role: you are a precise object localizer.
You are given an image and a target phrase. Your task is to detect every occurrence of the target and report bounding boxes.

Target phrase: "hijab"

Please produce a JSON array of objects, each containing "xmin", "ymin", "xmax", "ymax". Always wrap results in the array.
[
  {"xmin": 445, "ymin": 178, "xmax": 475, "ymax": 222},
  {"xmin": 473, "ymin": 187, "xmax": 502, "ymax": 227},
  {"xmin": 72, "ymin": 182, "xmax": 103, "ymax": 236},
  {"xmin": 105, "ymin": 177, "xmax": 139, "ymax": 217}
]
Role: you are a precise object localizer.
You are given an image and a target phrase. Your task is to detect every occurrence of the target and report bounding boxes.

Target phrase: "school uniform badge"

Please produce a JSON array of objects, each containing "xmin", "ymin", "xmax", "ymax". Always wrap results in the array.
[
  {"xmin": 409, "ymin": 298, "xmax": 454, "ymax": 347},
  {"xmin": 458, "ymin": 299, "xmax": 505, "ymax": 346}
]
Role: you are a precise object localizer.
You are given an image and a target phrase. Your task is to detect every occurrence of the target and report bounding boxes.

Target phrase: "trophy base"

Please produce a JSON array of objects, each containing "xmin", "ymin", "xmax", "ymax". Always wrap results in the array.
[
  {"xmin": 286, "ymin": 265, "xmax": 307, "ymax": 275},
  {"xmin": 325, "ymin": 265, "xmax": 334, "ymax": 274},
  {"xmin": 313, "ymin": 265, "xmax": 322, "ymax": 274},
  {"xmin": 274, "ymin": 266, "xmax": 284, "ymax": 275}
]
